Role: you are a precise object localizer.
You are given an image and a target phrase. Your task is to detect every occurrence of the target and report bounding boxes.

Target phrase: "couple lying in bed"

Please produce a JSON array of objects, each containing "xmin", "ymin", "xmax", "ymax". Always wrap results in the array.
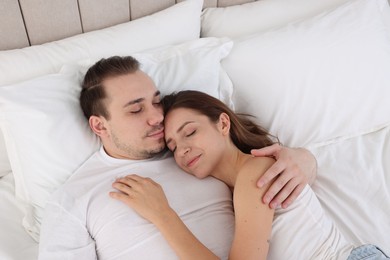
[{"xmin": 39, "ymin": 56, "xmax": 388, "ymax": 260}]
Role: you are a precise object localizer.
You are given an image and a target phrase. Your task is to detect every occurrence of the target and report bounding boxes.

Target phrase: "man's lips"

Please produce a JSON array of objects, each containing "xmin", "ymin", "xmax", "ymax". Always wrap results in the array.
[
  {"xmin": 186, "ymin": 154, "xmax": 201, "ymax": 168},
  {"xmin": 147, "ymin": 128, "xmax": 164, "ymax": 138}
]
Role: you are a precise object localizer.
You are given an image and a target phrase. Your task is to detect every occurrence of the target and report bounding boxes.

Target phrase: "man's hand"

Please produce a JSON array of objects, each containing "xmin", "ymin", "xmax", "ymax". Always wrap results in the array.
[{"xmin": 251, "ymin": 144, "xmax": 317, "ymax": 209}]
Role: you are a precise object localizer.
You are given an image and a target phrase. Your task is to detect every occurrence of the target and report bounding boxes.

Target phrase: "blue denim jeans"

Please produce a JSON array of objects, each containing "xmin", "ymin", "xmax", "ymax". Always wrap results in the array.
[{"xmin": 347, "ymin": 245, "xmax": 389, "ymax": 260}]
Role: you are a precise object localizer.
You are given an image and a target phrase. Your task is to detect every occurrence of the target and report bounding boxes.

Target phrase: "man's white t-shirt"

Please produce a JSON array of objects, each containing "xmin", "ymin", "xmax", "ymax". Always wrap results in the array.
[
  {"xmin": 39, "ymin": 146, "xmax": 355, "ymax": 260},
  {"xmin": 39, "ymin": 147, "xmax": 235, "ymax": 259}
]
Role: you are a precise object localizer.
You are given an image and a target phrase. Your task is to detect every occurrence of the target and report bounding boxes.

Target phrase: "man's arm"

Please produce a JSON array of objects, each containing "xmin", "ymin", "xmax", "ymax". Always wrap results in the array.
[
  {"xmin": 251, "ymin": 144, "xmax": 317, "ymax": 209},
  {"xmin": 39, "ymin": 201, "xmax": 97, "ymax": 260}
]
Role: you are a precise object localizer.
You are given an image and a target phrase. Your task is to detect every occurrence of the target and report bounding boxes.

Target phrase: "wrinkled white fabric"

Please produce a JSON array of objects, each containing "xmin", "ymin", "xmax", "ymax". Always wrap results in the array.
[{"xmin": 39, "ymin": 147, "xmax": 235, "ymax": 260}]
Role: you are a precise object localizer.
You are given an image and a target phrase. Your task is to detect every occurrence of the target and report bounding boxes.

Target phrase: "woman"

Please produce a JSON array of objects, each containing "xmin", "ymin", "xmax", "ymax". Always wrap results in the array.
[{"xmin": 110, "ymin": 90, "xmax": 389, "ymax": 260}]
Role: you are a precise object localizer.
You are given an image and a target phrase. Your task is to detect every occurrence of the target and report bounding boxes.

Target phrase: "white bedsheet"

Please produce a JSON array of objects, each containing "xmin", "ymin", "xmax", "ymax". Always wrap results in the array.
[
  {"xmin": 0, "ymin": 174, "xmax": 38, "ymax": 260},
  {"xmin": 310, "ymin": 124, "xmax": 390, "ymax": 255},
  {"xmin": 0, "ymin": 125, "xmax": 389, "ymax": 259}
]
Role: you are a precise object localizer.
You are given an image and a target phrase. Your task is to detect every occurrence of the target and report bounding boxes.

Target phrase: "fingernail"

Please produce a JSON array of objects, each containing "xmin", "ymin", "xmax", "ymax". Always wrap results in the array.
[
  {"xmin": 258, "ymin": 181, "xmax": 264, "ymax": 188},
  {"xmin": 264, "ymin": 196, "xmax": 270, "ymax": 204},
  {"xmin": 270, "ymin": 202, "xmax": 277, "ymax": 209}
]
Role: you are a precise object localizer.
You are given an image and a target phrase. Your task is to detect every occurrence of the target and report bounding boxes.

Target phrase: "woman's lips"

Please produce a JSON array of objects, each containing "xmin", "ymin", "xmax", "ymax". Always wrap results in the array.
[{"xmin": 187, "ymin": 154, "xmax": 201, "ymax": 168}]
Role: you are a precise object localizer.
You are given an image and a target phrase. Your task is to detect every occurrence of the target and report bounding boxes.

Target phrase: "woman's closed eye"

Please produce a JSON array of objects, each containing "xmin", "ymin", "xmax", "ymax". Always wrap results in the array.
[
  {"xmin": 186, "ymin": 130, "xmax": 196, "ymax": 137},
  {"xmin": 167, "ymin": 129, "xmax": 196, "ymax": 153}
]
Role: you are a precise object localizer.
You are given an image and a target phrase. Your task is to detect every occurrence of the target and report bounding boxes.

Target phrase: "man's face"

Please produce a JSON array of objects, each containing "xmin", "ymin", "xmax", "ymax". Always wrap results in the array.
[{"xmin": 99, "ymin": 70, "xmax": 165, "ymax": 159}]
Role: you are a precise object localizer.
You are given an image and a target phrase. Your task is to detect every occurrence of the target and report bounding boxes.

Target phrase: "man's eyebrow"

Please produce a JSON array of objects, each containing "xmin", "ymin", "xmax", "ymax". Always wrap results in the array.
[
  {"xmin": 123, "ymin": 91, "xmax": 161, "ymax": 108},
  {"xmin": 123, "ymin": 98, "xmax": 144, "ymax": 108},
  {"xmin": 165, "ymin": 121, "xmax": 195, "ymax": 146}
]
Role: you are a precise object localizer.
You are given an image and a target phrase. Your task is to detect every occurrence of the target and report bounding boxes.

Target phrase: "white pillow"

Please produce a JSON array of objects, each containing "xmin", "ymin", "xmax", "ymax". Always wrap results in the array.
[
  {"xmin": 134, "ymin": 38, "xmax": 234, "ymax": 108},
  {"xmin": 0, "ymin": 37, "xmax": 233, "ymax": 241},
  {"xmin": 0, "ymin": 134, "xmax": 11, "ymax": 178},
  {"xmin": 0, "ymin": 0, "xmax": 203, "ymax": 86},
  {"xmin": 221, "ymin": 0, "xmax": 390, "ymax": 147},
  {"xmin": 201, "ymin": 0, "xmax": 351, "ymax": 38},
  {"xmin": 0, "ymin": 0, "xmax": 203, "ymax": 179}
]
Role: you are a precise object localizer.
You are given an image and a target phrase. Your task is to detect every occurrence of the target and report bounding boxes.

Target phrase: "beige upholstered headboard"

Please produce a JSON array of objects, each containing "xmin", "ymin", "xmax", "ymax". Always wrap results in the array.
[{"xmin": 0, "ymin": 0, "xmax": 254, "ymax": 51}]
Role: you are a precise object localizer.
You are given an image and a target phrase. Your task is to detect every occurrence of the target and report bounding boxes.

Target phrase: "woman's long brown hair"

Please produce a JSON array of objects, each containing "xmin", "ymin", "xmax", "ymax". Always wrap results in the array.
[{"xmin": 162, "ymin": 90, "xmax": 278, "ymax": 154}]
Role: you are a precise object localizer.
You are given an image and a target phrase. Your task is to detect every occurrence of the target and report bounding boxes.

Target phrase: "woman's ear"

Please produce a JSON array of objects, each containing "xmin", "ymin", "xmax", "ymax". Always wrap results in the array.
[
  {"xmin": 218, "ymin": 113, "xmax": 231, "ymax": 136},
  {"xmin": 89, "ymin": 115, "xmax": 108, "ymax": 137}
]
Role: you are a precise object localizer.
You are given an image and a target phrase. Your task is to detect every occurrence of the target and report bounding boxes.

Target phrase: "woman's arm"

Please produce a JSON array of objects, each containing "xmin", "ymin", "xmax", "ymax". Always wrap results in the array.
[
  {"xmin": 110, "ymin": 175, "xmax": 219, "ymax": 260},
  {"xmin": 229, "ymin": 157, "xmax": 275, "ymax": 260}
]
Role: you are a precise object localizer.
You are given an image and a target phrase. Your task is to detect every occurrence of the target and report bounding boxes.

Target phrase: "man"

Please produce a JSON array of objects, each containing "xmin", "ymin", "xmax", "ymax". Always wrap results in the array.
[{"xmin": 39, "ymin": 56, "xmax": 317, "ymax": 259}]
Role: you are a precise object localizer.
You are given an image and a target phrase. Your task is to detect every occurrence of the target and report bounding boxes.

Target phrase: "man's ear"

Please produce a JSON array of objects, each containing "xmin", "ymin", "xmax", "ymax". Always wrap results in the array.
[
  {"xmin": 89, "ymin": 115, "xmax": 108, "ymax": 137},
  {"xmin": 218, "ymin": 113, "xmax": 231, "ymax": 136}
]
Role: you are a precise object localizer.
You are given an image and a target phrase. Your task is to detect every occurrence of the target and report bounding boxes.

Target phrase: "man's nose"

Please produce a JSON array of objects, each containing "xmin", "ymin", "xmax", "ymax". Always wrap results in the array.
[{"xmin": 148, "ymin": 106, "xmax": 164, "ymax": 126}]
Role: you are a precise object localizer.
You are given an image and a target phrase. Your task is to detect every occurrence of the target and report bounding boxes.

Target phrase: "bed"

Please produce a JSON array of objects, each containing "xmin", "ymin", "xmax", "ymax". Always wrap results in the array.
[{"xmin": 0, "ymin": 0, "xmax": 389, "ymax": 259}]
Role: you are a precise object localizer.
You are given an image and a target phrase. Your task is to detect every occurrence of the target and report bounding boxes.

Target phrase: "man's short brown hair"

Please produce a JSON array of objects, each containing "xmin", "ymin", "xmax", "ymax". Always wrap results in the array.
[{"xmin": 80, "ymin": 56, "xmax": 140, "ymax": 119}]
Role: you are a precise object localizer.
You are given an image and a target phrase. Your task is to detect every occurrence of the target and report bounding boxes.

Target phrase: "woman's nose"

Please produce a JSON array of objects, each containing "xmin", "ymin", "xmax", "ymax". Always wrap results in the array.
[{"xmin": 178, "ymin": 146, "xmax": 190, "ymax": 157}]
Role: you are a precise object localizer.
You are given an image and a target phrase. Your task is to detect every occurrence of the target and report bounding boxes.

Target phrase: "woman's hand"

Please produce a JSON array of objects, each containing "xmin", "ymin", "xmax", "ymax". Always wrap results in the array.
[
  {"xmin": 110, "ymin": 174, "xmax": 173, "ymax": 225},
  {"xmin": 110, "ymin": 175, "xmax": 219, "ymax": 260},
  {"xmin": 251, "ymin": 144, "xmax": 317, "ymax": 209}
]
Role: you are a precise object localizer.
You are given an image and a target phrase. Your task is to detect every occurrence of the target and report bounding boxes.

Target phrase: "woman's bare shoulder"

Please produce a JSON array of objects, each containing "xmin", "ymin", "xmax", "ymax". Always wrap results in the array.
[{"xmin": 237, "ymin": 156, "xmax": 275, "ymax": 183}]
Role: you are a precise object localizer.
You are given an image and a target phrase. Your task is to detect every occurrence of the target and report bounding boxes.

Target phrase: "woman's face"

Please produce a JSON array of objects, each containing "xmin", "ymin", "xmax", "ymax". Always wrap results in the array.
[{"xmin": 164, "ymin": 108, "xmax": 227, "ymax": 179}]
